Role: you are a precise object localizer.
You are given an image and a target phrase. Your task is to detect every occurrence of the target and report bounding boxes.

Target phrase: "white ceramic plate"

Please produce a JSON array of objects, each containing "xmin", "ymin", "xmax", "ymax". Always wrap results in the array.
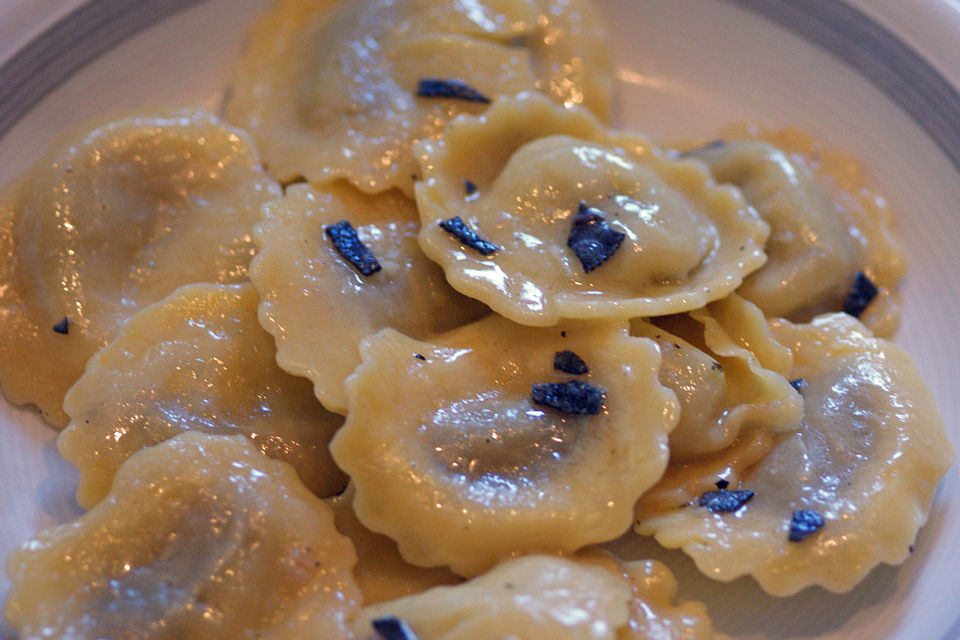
[{"xmin": 1, "ymin": 1, "xmax": 958, "ymax": 638}]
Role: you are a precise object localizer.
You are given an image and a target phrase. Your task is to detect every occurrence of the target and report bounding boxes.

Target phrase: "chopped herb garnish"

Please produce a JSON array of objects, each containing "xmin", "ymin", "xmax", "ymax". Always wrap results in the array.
[
  {"xmin": 325, "ymin": 220, "xmax": 381, "ymax": 277},
  {"xmin": 842, "ymin": 271, "xmax": 878, "ymax": 318},
  {"xmin": 788, "ymin": 509, "xmax": 825, "ymax": 542},
  {"xmin": 372, "ymin": 617, "xmax": 420, "ymax": 640},
  {"xmin": 52, "ymin": 317, "xmax": 70, "ymax": 335},
  {"xmin": 464, "ymin": 179, "xmax": 477, "ymax": 195},
  {"xmin": 417, "ymin": 78, "xmax": 490, "ymax": 103},
  {"xmin": 553, "ymin": 350, "xmax": 589, "ymax": 375},
  {"xmin": 413, "ymin": 353, "xmax": 426, "ymax": 361},
  {"xmin": 699, "ymin": 489, "xmax": 755, "ymax": 513},
  {"xmin": 789, "ymin": 378, "xmax": 807, "ymax": 392},
  {"xmin": 439, "ymin": 216, "xmax": 499, "ymax": 256},
  {"xmin": 715, "ymin": 478, "xmax": 730, "ymax": 490},
  {"xmin": 567, "ymin": 202, "xmax": 626, "ymax": 273},
  {"xmin": 531, "ymin": 380, "xmax": 604, "ymax": 415}
]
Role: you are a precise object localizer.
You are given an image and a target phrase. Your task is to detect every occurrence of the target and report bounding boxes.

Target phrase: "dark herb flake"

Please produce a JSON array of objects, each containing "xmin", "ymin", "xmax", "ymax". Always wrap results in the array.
[
  {"xmin": 553, "ymin": 350, "xmax": 589, "ymax": 375},
  {"xmin": 372, "ymin": 616, "xmax": 420, "ymax": 640},
  {"xmin": 680, "ymin": 139, "xmax": 726, "ymax": 158},
  {"xmin": 715, "ymin": 478, "xmax": 729, "ymax": 490},
  {"xmin": 567, "ymin": 202, "xmax": 626, "ymax": 273},
  {"xmin": 531, "ymin": 380, "xmax": 604, "ymax": 415},
  {"xmin": 699, "ymin": 489, "xmax": 755, "ymax": 513},
  {"xmin": 417, "ymin": 78, "xmax": 490, "ymax": 103},
  {"xmin": 842, "ymin": 271, "xmax": 878, "ymax": 318},
  {"xmin": 789, "ymin": 378, "xmax": 807, "ymax": 392},
  {"xmin": 464, "ymin": 179, "xmax": 477, "ymax": 195},
  {"xmin": 413, "ymin": 353, "xmax": 426, "ymax": 361},
  {"xmin": 52, "ymin": 317, "xmax": 70, "ymax": 335},
  {"xmin": 788, "ymin": 509, "xmax": 824, "ymax": 542},
  {"xmin": 439, "ymin": 216, "xmax": 499, "ymax": 256},
  {"xmin": 325, "ymin": 220, "xmax": 381, "ymax": 277}
]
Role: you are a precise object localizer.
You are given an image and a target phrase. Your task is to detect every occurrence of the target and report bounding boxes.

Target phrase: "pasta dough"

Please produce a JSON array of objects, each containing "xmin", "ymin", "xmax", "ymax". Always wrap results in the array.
[
  {"xmin": 351, "ymin": 554, "xmax": 711, "ymax": 640},
  {"xmin": 327, "ymin": 484, "xmax": 462, "ymax": 606},
  {"xmin": 4, "ymin": 432, "xmax": 362, "ymax": 639},
  {"xmin": 0, "ymin": 109, "xmax": 281, "ymax": 426},
  {"xmin": 224, "ymin": 0, "xmax": 610, "ymax": 196},
  {"xmin": 250, "ymin": 182, "xmax": 487, "ymax": 414},
  {"xmin": 632, "ymin": 301, "xmax": 801, "ymax": 461},
  {"xmin": 580, "ymin": 552, "xmax": 713, "ymax": 640},
  {"xmin": 635, "ymin": 313, "xmax": 954, "ymax": 595},
  {"xmin": 0, "ymin": 0, "xmax": 951, "ymax": 630},
  {"xmin": 58, "ymin": 283, "xmax": 346, "ymax": 508},
  {"xmin": 687, "ymin": 132, "xmax": 906, "ymax": 335},
  {"xmin": 415, "ymin": 94, "xmax": 769, "ymax": 325},
  {"xmin": 330, "ymin": 315, "xmax": 677, "ymax": 576}
]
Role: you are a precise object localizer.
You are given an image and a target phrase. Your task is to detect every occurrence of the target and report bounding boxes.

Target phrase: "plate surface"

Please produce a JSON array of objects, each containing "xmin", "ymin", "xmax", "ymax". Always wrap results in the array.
[{"xmin": 0, "ymin": 1, "xmax": 958, "ymax": 639}]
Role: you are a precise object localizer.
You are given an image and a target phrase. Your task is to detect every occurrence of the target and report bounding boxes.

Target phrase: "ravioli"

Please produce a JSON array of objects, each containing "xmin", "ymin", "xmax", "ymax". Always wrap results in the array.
[
  {"xmin": 330, "ymin": 315, "xmax": 677, "ymax": 577},
  {"xmin": 0, "ymin": 109, "xmax": 281, "ymax": 427},
  {"xmin": 415, "ymin": 94, "xmax": 769, "ymax": 326},
  {"xmin": 352, "ymin": 554, "xmax": 711, "ymax": 640},
  {"xmin": 688, "ymin": 133, "xmax": 906, "ymax": 334},
  {"xmin": 4, "ymin": 433, "xmax": 361, "ymax": 639},
  {"xmin": 251, "ymin": 182, "xmax": 487, "ymax": 414},
  {"xmin": 224, "ymin": 0, "xmax": 610, "ymax": 196},
  {"xmin": 579, "ymin": 552, "xmax": 713, "ymax": 640},
  {"xmin": 58, "ymin": 283, "xmax": 347, "ymax": 508},
  {"xmin": 328, "ymin": 484, "xmax": 462, "ymax": 606},
  {"xmin": 635, "ymin": 313, "xmax": 953, "ymax": 595},
  {"xmin": 632, "ymin": 302, "xmax": 801, "ymax": 460}
]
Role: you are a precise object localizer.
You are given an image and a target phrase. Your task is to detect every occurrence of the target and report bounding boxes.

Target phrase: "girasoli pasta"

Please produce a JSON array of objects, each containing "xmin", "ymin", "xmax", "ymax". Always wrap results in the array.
[{"xmin": 0, "ymin": 0, "xmax": 953, "ymax": 638}]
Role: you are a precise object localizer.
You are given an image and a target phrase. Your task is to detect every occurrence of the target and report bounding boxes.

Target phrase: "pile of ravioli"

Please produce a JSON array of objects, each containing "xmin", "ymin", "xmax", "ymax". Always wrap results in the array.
[{"xmin": 0, "ymin": 0, "xmax": 953, "ymax": 638}]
